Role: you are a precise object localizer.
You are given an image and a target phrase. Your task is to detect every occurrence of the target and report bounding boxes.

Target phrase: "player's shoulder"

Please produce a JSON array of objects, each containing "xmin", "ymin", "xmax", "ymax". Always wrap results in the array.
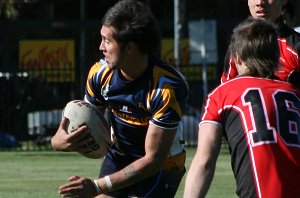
[
  {"xmin": 150, "ymin": 57, "xmax": 189, "ymax": 96},
  {"xmin": 289, "ymin": 28, "xmax": 300, "ymax": 43},
  {"xmin": 218, "ymin": 76, "xmax": 275, "ymax": 91},
  {"xmin": 151, "ymin": 56, "xmax": 187, "ymax": 82},
  {"xmin": 279, "ymin": 23, "xmax": 300, "ymax": 47},
  {"xmin": 211, "ymin": 77, "xmax": 300, "ymax": 106},
  {"xmin": 91, "ymin": 59, "xmax": 109, "ymax": 71},
  {"xmin": 88, "ymin": 59, "xmax": 111, "ymax": 77},
  {"xmin": 220, "ymin": 76, "xmax": 299, "ymax": 91}
]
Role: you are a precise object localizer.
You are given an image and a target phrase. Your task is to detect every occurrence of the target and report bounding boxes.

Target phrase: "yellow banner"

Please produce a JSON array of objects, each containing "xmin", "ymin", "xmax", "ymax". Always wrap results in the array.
[
  {"xmin": 161, "ymin": 39, "xmax": 190, "ymax": 65},
  {"xmin": 19, "ymin": 40, "xmax": 75, "ymax": 82},
  {"xmin": 161, "ymin": 38, "xmax": 217, "ymax": 81}
]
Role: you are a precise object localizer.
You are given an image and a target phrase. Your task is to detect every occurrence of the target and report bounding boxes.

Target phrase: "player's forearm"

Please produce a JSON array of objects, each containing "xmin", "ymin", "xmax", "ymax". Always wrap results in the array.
[
  {"xmin": 184, "ymin": 122, "xmax": 221, "ymax": 198},
  {"xmin": 118, "ymin": 158, "xmax": 161, "ymax": 188},
  {"xmin": 96, "ymin": 155, "xmax": 163, "ymax": 193},
  {"xmin": 183, "ymin": 158, "xmax": 216, "ymax": 198},
  {"xmin": 94, "ymin": 124, "xmax": 176, "ymax": 193}
]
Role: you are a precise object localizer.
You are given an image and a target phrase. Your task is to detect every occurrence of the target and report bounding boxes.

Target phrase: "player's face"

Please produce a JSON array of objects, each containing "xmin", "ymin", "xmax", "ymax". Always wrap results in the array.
[
  {"xmin": 99, "ymin": 25, "xmax": 125, "ymax": 69},
  {"xmin": 248, "ymin": 0, "xmax": 283, "ymax": 22}
]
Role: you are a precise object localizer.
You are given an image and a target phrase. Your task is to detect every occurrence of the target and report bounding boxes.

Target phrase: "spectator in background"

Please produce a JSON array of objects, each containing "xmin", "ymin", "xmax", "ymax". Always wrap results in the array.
[
  {"xmin": 184, "ymin": 17, "xmax": 300, "ymax": 198},
  {"xmin": 221, "ymin": 0, "xmax": 300, "ymax": 88}
]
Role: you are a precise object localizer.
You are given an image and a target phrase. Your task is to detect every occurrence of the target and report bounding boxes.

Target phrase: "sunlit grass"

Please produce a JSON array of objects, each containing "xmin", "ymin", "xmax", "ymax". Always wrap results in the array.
[{"xmin": 0, "ymin": 147, "xmax": 236, "ymax": 198}]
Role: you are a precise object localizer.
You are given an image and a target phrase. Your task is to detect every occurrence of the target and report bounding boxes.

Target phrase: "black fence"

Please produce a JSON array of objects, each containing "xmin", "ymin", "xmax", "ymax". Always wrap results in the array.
[
  {"xmin": 0, "ymin": 71, "xmax": 78, "ymax": 151},
  {"xmin": 0, "ymin": 72, "xmax": 205, "ymax": 151}
]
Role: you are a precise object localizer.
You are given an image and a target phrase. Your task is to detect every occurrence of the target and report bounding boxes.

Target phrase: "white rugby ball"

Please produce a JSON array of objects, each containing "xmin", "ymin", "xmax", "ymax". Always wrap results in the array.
[{"xmin": 62, "ymin": 100, "xmax": 111, "ymax": 159}]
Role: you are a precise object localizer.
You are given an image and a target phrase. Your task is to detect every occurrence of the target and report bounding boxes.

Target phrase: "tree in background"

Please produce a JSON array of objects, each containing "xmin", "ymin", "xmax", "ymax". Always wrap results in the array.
[{"xmin": 0, "ymin": 0, "xmax": 18, "ymax": 19}]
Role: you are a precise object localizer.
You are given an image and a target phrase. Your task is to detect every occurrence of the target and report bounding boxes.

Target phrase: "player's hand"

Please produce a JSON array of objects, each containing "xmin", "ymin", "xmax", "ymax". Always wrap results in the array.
[
  {"xmin": 59, "ymin": 176, "xmax": 98, "ymax": 198},
  {"xmin": 51, "ymin": 117, "xmax": 90, "ymax": 152}
]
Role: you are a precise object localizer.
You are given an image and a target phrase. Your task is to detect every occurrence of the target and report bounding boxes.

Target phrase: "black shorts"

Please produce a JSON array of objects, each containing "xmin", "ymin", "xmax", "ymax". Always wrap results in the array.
[{"xmin": 98, "ymin": 149, "xmax": 186, "ymax": 198}]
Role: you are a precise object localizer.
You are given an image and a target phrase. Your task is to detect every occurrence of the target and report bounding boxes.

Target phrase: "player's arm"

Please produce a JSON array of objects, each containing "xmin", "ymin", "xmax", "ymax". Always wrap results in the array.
[
  {"xmin": 183, "ymin": 122, "xmax": 222, "ymax": 198},
  {"xmin": 58, "ymin": 124, "xmax": 177, "ymax": 197},
  {"xmin": 103, "ymin": 123, "xmax": 176, "ymax": 191}
]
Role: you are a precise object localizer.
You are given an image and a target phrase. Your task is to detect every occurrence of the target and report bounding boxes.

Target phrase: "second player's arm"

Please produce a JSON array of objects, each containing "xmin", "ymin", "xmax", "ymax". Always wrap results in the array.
[{"xmin": 183, "ymin": 122, "xmax": 223, "ymax": 198}]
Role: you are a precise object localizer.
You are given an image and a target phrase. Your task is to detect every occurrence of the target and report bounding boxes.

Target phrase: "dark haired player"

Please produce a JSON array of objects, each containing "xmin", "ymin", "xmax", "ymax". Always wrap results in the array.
[
  {"xmin": 51, "ymin": 0, "xmax": 188, "ymax": 197},
  {"xmin": 184, "ymin": 18, "xmax": 300, "ymax": 198},
  {"xmin": 221, "ymin": 0, "xmax": 300, "ymax": 88}
]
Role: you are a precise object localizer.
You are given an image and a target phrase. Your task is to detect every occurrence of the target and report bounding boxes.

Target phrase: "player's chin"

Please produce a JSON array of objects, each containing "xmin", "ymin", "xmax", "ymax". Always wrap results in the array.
[
  {"xmin": 108, "ymin": 63, "xmax": 118, "ymax": 70},
  {"xmin": 254, "ymin": 14, "xmax": 268, "ymax": 20}
]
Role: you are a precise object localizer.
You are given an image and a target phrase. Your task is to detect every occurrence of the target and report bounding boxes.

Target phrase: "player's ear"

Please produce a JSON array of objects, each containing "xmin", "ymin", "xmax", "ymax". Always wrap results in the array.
[
  {"xmin": 125, "ymin": 41, "xmax": 139, "ymax": 55},
  {"xmin": 125, "ymin": 42, "xmax": 133, "ymax": 54}
]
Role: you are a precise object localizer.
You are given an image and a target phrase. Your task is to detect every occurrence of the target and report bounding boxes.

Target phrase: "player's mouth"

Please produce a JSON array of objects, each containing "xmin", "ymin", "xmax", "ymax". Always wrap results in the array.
[
  {"xmin": 256, "ymin": 10, "xmax": 267, "ymax": 18},
  {"xmin": 104, "ymin": 56, "xmax": 109, "ymax": 63}
]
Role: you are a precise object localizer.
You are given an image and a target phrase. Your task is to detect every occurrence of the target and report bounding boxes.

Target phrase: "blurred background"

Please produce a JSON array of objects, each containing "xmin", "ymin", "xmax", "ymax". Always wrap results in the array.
[{"xmin": 0, "ymin": 0, "xmax": 299, "ymax": 150}]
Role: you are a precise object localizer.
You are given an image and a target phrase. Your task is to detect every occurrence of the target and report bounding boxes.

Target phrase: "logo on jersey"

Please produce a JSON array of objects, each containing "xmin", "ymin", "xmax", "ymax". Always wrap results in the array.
[
  {"xmin": 101, "ymin": 84, "xmax": 110, "ymax": 100},
  {"xmin": 120, "ymin": 105, "xmax": 132, "ymax": 114}
]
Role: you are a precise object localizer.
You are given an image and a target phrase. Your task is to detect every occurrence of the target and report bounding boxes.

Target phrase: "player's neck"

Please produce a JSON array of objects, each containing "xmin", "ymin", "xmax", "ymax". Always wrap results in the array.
[{"xmin": 120, "ymin": 53, "xmax": 148, "ymax": 81}]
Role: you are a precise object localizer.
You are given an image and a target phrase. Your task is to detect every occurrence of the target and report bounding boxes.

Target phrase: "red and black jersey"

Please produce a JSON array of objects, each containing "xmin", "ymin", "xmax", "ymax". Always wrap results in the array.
[
  {"xmin": 221, "ymin": 17, "xmax": 300, "ymax": 87},
  {"xmin": 201, "ymin": 76, "xmax": 300, "ymax": 198}
]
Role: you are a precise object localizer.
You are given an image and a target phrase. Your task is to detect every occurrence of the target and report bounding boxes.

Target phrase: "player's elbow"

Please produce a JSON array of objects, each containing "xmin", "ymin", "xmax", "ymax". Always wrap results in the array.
[{"xmin": 142, "ymin": 154, "xmax": 166, "ymax": 174}]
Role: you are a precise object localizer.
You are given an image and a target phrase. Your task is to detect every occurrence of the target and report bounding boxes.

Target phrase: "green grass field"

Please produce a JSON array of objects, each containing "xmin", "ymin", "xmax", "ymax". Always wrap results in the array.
[{"xmin": 0, "ymin": 147, "xmax": 237, "ymax": 198}]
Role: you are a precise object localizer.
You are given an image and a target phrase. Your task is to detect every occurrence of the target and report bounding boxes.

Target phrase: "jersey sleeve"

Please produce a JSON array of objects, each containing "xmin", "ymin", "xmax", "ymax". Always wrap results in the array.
[
  {"xmin": 277, "ymin": 27, "xmax": 300, "ymax": 86},
  {"xmin": 200, "ymin": 88, "xmax": 222, "ymax": 127},
  {"xmin": 149, "ymin": 67, "xmax": 189, "ymax": 129},
  {"xmin": 84, "ymin": 59, "xmax": 109, "ymax": 108}
]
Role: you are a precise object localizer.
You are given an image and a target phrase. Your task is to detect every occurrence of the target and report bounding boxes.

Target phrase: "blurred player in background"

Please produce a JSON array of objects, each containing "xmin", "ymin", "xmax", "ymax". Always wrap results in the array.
[
  {"xmin": 184, "ymin": 17, "xmax": 300, "ymax": 198},
  {"xmin": 51, "ymin": 0, "xmax": 188, "ymax": 197},
  {"xmin": 221, "ymin": 0, "xmax": 300, "ymax": 88},
  {"xmin": 282, "ymin": 0, "xmax": 296, "ymax": 27}
]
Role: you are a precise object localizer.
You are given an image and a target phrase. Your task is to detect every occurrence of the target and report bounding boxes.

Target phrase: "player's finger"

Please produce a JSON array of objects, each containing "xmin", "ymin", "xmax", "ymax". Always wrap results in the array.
[
  {"xmin": 60, "ymin": 117, "xmax": 70, "ymax": 130},
  {"xmin": 68, "ymin": 176, "xmax": 81, "ymax": 181},
  {"xmin": 59, "ymin": 187, "xmax": 81, "ymax": 198},
  {"xmin": 59, "ymin": 181, "xmax": 81, "ymax": 191},
  {"xmin": 68, "ymin": 125, "xmax": 88, "ymax": 141}
]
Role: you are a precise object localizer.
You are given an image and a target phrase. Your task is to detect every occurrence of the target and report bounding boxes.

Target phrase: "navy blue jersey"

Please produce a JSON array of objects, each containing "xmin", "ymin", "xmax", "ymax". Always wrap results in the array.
[{"xmin": 85, "ymin": 57, "xmax": 189, "ymax": 158}]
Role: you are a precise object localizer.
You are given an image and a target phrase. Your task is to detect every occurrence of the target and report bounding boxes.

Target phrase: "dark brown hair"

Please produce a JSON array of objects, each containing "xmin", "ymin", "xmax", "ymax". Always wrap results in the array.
[
  {"xmin": 102, "ymin": 0, "xmax": 161, "ymax": 55},
  {"xmin": 229, "ymin": 17, "xmax": 280, "ymax": 78}
]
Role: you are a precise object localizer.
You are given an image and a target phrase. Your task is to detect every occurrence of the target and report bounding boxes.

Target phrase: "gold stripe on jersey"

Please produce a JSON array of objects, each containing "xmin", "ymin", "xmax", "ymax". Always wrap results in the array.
[
  {"xmin": 86, "ymin": 62, "xmax": 113, "ymax": 99},
  {"xmin": 86, "ymin": 62, "xmax": 101, "ymax": 97},
  {"xmin": 112, "ymin": 108, "xmax": 150, "ymax": 126},
  {"xmin": 153, "ymin": 85, "xmax": 182, "ymax": 119},
  {"xmin": 150, "ymin": 66, "xmax": 183, "ymax": 119}
]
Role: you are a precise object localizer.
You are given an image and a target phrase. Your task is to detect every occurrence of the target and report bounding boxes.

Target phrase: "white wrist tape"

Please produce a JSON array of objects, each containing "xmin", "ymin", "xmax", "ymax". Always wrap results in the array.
[
  {"xmin": 93, "ymin": 179, "xmax": 101, "ymax": 194},
  {"xmin": 104, "ymin": 175, "xmax": 113, "ymax": 191}
]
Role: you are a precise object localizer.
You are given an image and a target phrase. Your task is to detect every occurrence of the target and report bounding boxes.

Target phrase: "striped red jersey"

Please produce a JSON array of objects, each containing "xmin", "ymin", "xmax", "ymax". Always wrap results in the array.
[
  {"xmin": 221, "ymin": 17, "xmax": 300, "ymax": 86},
  {"xmin": 201, "ymin": 76, "xmax": 300, "ymax": 198}
]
